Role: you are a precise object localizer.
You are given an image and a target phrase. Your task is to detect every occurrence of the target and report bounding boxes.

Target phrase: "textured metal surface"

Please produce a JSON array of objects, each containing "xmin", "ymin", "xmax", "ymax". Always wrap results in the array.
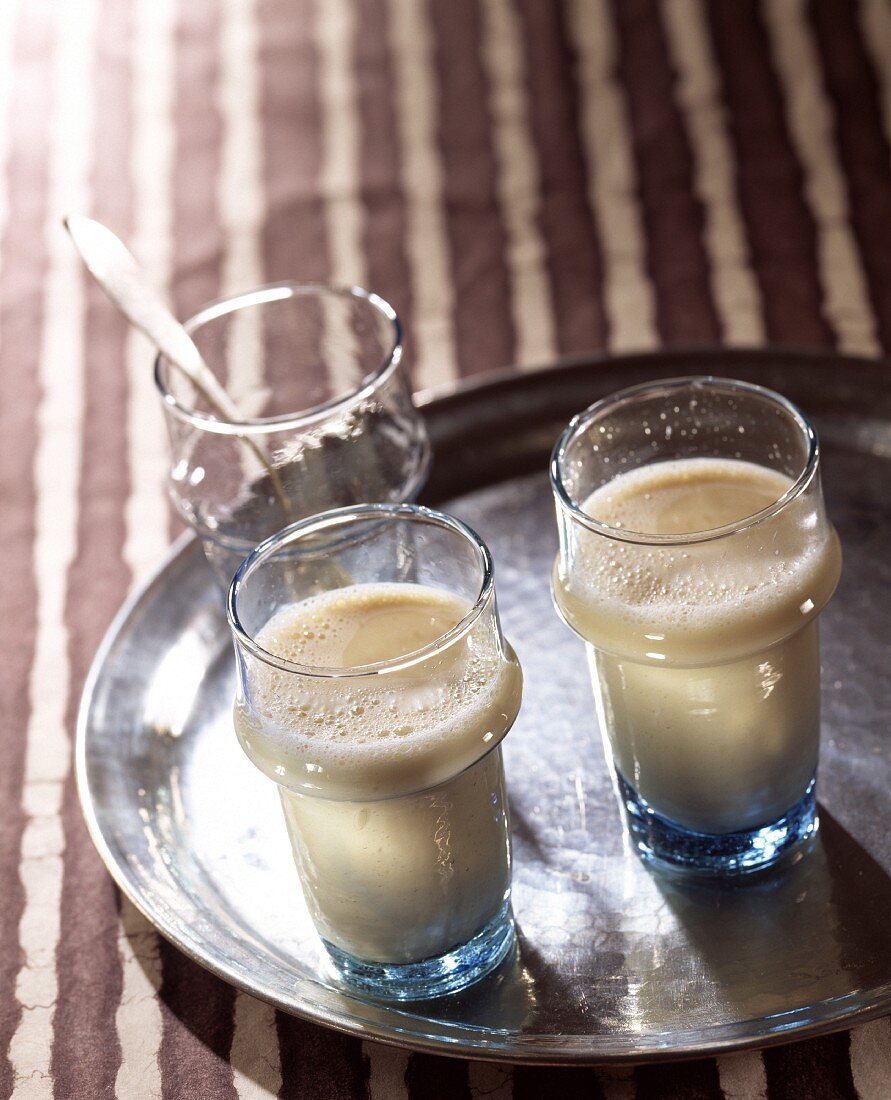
[{"xmin": 77, "ymin": 350, "xmax": 891, "ymax": 1064}]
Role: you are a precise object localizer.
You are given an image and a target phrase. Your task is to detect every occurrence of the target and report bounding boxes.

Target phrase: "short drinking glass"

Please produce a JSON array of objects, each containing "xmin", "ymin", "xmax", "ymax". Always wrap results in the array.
[
  {"xmin": 227, "ymin": 503, "xmax": 522, "ymax": 998},
  {"xmin": 156, "ymin": 283, "xmax": 431, "ymax": 584},
  {"xmin": 551, "ymin": 377, "xmax": 841, "ymax": 875}
]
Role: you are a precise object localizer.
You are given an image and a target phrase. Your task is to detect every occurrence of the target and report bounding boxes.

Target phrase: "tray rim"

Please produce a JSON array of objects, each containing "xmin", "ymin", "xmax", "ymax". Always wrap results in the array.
[
  {"xmin": 76, "ymin": 347, "xmax": 891, "ymax": 1065},
  {"xmin": 413, "ymin": 342, "xmax": 891, "ymax": 407}
]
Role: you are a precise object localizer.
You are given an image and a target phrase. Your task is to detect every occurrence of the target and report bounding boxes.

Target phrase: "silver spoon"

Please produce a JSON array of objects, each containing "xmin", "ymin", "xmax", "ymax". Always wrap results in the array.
[{"xmin": 64, "ymin": 215, "xmax": 289, "ymax": 514}]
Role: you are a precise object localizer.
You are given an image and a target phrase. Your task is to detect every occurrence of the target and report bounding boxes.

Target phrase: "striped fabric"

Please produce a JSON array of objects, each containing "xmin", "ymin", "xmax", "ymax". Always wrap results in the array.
[{"xmin": 1, "ymin": 1, "xmax": 890, "ymax": 1096}]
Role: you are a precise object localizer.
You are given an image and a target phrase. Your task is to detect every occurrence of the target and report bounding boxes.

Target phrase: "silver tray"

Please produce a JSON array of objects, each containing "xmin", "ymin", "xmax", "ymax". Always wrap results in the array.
[{"xmin": 77, "ymin": 349, "xmax": 891, "ymax": 1064}]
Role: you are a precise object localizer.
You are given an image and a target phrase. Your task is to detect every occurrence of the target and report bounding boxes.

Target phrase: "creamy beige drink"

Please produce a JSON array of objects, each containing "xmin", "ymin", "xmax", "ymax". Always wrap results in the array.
[
  {"xmin": 554, "ymin": 456, "xmax": 841, "ymax": 834},
  {"xmin": 234, "ymin": 582, "xmax": 522, "ymax": 963}
]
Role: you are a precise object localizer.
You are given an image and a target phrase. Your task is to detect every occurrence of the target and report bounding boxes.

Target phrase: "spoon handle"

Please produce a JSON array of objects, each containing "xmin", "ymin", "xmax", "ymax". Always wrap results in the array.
[
  {"xmin": 65, "ymin": 215, "xmax": 294, "ymax": 529},
  {"xmin": 65, "ymin": 215, "xmax": 242, "ymax": 421}
]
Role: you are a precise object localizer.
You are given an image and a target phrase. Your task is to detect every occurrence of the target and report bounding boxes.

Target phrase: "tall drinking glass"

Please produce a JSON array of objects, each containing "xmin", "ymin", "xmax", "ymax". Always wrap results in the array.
[
  {"xmin": 227, "ymin": 504, "xmax": 522, "ymax": 999},
  {"xmin": 156, "ymin": 283, "xmax": 430, "ymax": 584},
  {"xmin": 551, "ymin": 377, "xmax": 842, "ymax": 875}
]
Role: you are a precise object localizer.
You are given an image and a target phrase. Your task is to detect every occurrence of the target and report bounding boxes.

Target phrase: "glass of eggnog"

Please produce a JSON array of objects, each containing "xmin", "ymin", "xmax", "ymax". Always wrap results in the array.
[
  {"xmin": 551, "ymin": 377, "xmax": 841, "ymax": 875},
  {"xmin": 227, "ymin": 503, "xmax": 522, "ymax": 998}
]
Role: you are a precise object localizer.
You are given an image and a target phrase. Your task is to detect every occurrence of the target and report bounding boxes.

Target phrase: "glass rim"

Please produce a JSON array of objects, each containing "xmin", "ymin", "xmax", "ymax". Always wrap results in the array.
[
  {"xmin": 550, "ymin": 375, "xmax": 820, "ymax": 546},
  {"xmin": 226, "ymin": 503, "xmax": 496, "ymax": 679},
  {"xmin": 154, "ymin": 281, "xmax": 404, "ymax": 435}
]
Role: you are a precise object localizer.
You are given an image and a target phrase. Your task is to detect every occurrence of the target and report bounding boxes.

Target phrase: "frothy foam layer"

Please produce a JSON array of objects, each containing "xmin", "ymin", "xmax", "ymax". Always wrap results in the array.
[
  {"xmin": 555, "ymin": 457, "xmax": 842, "ymax": 664},
  {"xmin": 253, "ymin": 582, "xmax": 472, "ymax": 670},
  {"xmin": 583, "ymin": 455, "xmax": 792, "ymax": 535},
  {"xmin": 235, "ymin": 582, "xmax": 523, "ymax": 798}
]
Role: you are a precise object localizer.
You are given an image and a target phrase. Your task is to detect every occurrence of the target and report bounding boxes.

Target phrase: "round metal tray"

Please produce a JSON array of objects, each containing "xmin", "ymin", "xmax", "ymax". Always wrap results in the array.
[{"xmin": 77, "ymin": 349, "xmax": 891, "ymax": 1064}]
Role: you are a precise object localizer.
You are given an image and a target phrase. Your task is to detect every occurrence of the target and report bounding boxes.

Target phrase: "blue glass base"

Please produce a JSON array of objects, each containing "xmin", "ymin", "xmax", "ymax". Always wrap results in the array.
[
  {"xmin": 323, "ymin": 900, "xmax": 515, "ymax": 1001},
  {"xmin": 617, "ymin": 773, "xmax": 818, "ymax": 876}
]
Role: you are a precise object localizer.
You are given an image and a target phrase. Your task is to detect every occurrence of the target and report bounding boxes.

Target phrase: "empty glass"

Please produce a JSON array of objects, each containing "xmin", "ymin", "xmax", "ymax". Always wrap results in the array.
[
  {"xmin": 227, "ymin": 503, "xmax": 522, "ymax": 999},
  {"xmin": 551, "ymin": 377, "xmax": 842, "ymax": 874},
  {"xmin": 155, "ymin": 283, "xmax": 430, "ymax": 584}
]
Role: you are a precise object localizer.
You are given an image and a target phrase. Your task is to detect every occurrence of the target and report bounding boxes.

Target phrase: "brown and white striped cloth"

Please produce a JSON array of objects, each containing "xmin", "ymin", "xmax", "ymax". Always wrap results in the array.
[{"xmin": 1, "ymin": 0, "xmax": 890, "ymax": 1096}]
